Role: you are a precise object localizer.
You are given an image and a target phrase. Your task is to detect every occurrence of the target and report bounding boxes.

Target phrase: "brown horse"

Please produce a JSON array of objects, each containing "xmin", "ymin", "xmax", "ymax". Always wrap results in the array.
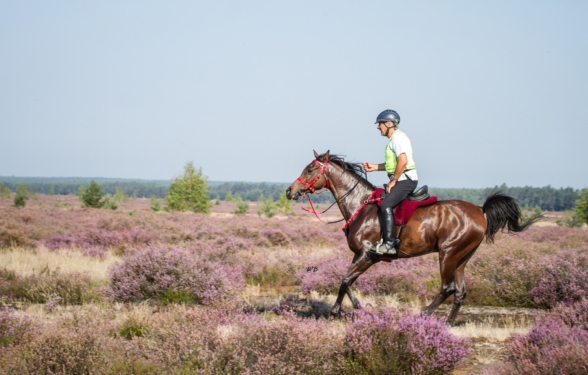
[{"xmin": 286, "ymin": 151, "xmax": 541, "ymax": 325}]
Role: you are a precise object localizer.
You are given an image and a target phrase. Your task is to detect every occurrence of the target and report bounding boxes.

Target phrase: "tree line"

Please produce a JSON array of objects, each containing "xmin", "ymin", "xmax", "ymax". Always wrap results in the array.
[{"xmin": 0, "ymin": 176, "xmax": 583, "ymax": 211}]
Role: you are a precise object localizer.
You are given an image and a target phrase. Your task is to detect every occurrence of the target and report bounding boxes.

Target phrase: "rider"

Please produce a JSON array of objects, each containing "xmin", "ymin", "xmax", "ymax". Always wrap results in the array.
[{"xmin": 363, "ymin": 110, "xmax": 418, "ymax": 255}]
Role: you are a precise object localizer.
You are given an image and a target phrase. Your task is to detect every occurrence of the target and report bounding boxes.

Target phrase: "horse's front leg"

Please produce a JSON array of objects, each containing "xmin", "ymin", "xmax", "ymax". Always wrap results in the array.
[{"xmin": 331, "ymin": 252, "xmax": 375, "ymax": 316}]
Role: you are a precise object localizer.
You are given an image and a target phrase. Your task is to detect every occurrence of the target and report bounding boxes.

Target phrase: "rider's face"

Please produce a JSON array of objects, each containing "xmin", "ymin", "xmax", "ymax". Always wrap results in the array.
[{"xmin": 377, "ymin": 121, "xmax": 393, "ymax": 137}]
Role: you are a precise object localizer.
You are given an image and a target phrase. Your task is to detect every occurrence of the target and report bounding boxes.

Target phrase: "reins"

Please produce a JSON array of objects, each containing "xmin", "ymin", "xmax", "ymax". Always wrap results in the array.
[{"xmin": 298, "ymin": 159, "xmax": 379, "ymax": 229}]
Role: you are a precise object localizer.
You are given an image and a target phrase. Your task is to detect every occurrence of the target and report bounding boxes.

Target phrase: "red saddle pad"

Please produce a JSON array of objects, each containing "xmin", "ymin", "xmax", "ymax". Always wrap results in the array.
[{"xmin": 373, "ymin": 188, "xmax": 438, "ymax": 225}]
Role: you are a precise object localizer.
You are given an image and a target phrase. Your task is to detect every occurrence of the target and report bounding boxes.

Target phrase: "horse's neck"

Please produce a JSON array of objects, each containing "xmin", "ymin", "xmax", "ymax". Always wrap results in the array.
[{"xmin": 327, "ymin": 166, "xmax": 374, "ymax": 220}]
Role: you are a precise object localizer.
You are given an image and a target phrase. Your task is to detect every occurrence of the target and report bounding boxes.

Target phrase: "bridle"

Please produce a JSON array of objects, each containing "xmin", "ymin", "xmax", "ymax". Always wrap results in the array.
[
  {"xmin": 296, "ymin": 158, "xmax": 364, "ymax": 225},
  {"xmin": 296, "ymin": 159, "xmax": 330, "ymax": 193}
]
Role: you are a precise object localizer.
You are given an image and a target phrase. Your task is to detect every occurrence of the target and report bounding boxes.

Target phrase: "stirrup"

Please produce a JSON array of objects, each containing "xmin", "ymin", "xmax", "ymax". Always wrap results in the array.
[{"xmin": 369, "ymin": 239, "xmax": 397, "ymax": 255}]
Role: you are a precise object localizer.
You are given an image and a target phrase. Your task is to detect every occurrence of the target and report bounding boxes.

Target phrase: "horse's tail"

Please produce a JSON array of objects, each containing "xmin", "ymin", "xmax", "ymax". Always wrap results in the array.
[{"xmin": 482, "ymin": 191, "xmax": 543, "ymax": 243}]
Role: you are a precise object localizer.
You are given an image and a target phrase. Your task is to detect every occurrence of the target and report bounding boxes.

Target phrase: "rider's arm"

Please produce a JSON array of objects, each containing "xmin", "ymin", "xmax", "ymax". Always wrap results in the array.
[
  {"xmin": 363, "ymin": 163, "xmax": 386, "ymax": 172},
  {"xmin": 391, "ymin": 153, "xmax": 407, "ymax": 181}
]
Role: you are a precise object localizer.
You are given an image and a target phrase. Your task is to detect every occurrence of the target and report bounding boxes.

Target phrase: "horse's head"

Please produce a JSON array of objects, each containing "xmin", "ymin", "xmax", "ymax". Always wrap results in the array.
[{"xmin": 286, "ymin": 150, "xmax": 331, "ymax": 200}]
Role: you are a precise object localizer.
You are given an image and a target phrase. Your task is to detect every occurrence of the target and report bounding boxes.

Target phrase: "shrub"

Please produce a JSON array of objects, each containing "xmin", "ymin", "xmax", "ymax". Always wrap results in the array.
[
  {"xmin": 0, "ymin": 307, "xmax": 38, "ymax": 348},
  {"xmin": 341, "ymin": 308, "xmax": 470, "ymax": 375},
  {"xmin": 13, "ymin": 183, "xmax": 28, "ymax": 208},
  {"xmin": 150, "ymin": 195, "xmax": 162, "ymax": 211},
  {"xmin": 466, "ymin": 246, "xmax": 547, "ymax": 307},
  {"xmin": 258, "ymin": 194, "xmax": 276, "ymax": 218},
  {"xmin": 276, "ymin": 190, "xmax": 293, "ymax": 212},
  {"xmin": 234, "ymin": 194, "xmax": 249, "ymax": 214},
  {"xmin": 0, "ymin": 312, "xmax": 110, "ymax": 375},
  {"xmin": 482, "ymin": 308, "xmax": 588, "ymax": 375},
  {"xmin": 109, "ymin": 246, "xmax": 244, "ymax": 304},
  {"xmin": 575, "ymin": 188, "xmax": 588, "ymax": 225},
  {"xmin": 530, "ymin": 252, "xmax": 588, "ymax": 308},
  {"xmin": 166, "ymin": 162, "xmax": 210, "ymax": 213},
  {"xmin": 556, "ymin": 210, "xmax": 583, "ymax": 227},
  {"xmin": 81, "ymin": 180, "xmax": 104, "ymax": 208},
  {"xmin": 0, "ymin": 183, "xmax": 10, "ymax": 199},
  {"xmin": 101, "ymin": 194, "xmax": 118, "ymax": 210},
  {"xmin": 233, "ymin": 312, "xmax": 343, "ymax": 375},
  {"xmin": 0, "ymin": 267, "xmax": 100, "ymax": 305}
]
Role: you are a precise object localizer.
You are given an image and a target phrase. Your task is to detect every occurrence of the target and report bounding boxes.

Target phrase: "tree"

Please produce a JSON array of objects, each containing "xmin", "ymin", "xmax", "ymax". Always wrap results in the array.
[
  {"xmin": 257, "ymin": 194, "xmax": 276, "ymax": 218},
  {"xmin": 276, "ymin": 190, "xmax": 292, "ymax": 213},
  {"xmin": 225, "ymin": 190, "xmax": 234, "ymax": 202},
  {"xmin": 13, "ymin": 183, "xmax": 28, "ymax": 207},
  {"xmin": 575, "ymin": 188, "xmax": 588, "ymax": 225},
  {"xmin": 234, "ymin": 194, "xmax": 249, "ymax": 214},
  {"xmin": 0, "ymin": 183, "xmax": 10, "ymax": 200},
  {"xmin": 82, "ymin": 180, "xmax": 105, "ymax": 208},
  {"xmin": 166, "ymin": 162, "xmax": 210, "ymax": 213},
  {"xmin": 150, "ymin": 195, "xmax": 162, "ymax": 212}
]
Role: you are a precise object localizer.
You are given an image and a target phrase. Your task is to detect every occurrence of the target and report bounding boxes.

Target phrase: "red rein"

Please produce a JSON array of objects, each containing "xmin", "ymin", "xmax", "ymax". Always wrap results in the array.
[{"xmin": 298, "ymin": 160, "xmax": 382, "ymax": 230}]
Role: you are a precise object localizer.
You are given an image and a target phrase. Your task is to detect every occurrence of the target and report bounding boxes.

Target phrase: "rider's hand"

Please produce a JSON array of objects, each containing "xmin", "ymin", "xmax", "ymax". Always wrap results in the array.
[
  {"xmin": 363, "ymin": 163, "xmax": 377, "ymax": 172},
  {"xmin": 386, "ymin": 179, "xmax": 396, "ymax": 193}
]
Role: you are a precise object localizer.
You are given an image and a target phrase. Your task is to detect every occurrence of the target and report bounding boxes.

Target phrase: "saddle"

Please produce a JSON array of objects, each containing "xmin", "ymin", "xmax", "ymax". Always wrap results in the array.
[
  {"xmin": 376, "ymin": 185, "xmax": 438, "ymax": 226},
  {"xmin": 406, "ymin": 185, "xmax": 430, "ymax": 201}
]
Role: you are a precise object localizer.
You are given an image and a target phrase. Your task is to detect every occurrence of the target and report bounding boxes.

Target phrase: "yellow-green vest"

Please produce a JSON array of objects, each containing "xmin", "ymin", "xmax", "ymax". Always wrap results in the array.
[{"xmin": 385, "ymin": 129, "xmax": 416, "ymax": 174}]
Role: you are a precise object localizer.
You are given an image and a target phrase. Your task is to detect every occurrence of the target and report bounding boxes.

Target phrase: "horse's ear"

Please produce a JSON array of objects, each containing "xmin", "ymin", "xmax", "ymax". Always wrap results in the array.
[
  {"xmin": 322, "ymin": 150, "xmax": 330, "ymax": 161},
  {"xmin": 313, "ymin": 150, "xmax": 319, "ymax": 159}
]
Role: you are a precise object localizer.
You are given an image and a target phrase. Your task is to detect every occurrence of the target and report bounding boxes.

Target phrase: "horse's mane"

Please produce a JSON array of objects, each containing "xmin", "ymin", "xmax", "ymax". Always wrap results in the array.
[{"xmin": 317, "ymin": 153, "xmax": 375, "ymax": 190}]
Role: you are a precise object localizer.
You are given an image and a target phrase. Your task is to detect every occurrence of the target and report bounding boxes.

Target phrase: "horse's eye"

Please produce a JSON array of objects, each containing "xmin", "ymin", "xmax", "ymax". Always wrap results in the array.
[{"xmin": 307, "ymin": 168, "xmax": 313, "ymax": 174}]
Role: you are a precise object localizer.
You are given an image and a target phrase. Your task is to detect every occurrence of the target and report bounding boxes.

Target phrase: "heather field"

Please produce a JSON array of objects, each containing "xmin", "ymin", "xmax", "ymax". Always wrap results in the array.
[{"xmin": 1, "ymin": 194, "xmax": 588, "ymax": 374}]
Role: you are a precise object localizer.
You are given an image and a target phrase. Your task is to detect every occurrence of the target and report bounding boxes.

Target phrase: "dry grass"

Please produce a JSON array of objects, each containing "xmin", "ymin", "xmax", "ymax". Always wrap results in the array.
[
  {"xmin": 0, "ymin": 246, "xmax": 119, "ymax": 281},
  {"xmin": 450, "ymin": 314, "xmax": 533, "ymax": 341}
]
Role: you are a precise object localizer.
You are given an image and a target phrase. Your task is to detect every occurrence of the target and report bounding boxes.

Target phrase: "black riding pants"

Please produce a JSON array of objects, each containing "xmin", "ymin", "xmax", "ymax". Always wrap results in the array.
[{"xmin": 380, "ymin": 179, "xmax": 418, "ymax": 211}]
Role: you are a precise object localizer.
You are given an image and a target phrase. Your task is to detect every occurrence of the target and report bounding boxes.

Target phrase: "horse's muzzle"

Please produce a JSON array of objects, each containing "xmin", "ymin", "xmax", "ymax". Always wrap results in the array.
[{"xmin": 286, "ymin": 187, "xmax": 301, "ymax": 200}]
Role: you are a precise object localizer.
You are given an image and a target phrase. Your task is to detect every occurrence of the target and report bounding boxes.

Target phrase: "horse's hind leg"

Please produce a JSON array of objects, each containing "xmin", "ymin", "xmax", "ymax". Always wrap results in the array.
[
  {"xmin": 331, "ymin": 253, "xmax": 375, "ymax": 316},
  {"xmin": 422, "ymin": 268, "xmax": 456, "ymax": 317},
  {"xmin": 447, "ymin": 245, "xmax": 479, "ymax": 325}
]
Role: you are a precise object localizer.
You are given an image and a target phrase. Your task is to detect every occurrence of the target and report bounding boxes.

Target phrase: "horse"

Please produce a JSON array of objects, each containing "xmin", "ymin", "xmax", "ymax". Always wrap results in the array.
[{"xmin": 286, "ymin": 151, "xmax": 541, "ymax": 325}]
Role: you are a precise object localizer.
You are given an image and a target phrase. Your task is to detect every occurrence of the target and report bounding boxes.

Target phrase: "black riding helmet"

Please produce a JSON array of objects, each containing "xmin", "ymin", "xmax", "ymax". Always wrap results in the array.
[{"xmin": 375, "ymin": 110, "xmax": 400, "ymax": 126}]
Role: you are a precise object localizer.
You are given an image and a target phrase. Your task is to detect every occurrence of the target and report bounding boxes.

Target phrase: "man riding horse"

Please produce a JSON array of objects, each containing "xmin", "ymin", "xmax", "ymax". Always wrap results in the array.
[{"xmin": 363, "ymin": 109, "xmax": 418, "ymax": 256}]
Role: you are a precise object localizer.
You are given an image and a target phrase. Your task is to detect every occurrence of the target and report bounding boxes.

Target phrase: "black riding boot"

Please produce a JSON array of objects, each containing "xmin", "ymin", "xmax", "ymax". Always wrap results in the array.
[{"xmin": 370, "ymin": 206, "xmax": 397, "ymax": 255}]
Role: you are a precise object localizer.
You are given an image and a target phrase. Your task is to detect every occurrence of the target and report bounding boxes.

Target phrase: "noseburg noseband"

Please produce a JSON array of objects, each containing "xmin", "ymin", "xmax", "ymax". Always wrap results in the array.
[{"xmin": 297, "ymin": 159, "xmax": 330, "ymax": 193}]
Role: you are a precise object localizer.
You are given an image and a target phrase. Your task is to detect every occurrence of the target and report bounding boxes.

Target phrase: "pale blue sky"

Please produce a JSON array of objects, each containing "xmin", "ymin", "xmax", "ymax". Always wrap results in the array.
[{"xmin": 1, "ymin": 1, "xmax": 586, "ymax": 188}]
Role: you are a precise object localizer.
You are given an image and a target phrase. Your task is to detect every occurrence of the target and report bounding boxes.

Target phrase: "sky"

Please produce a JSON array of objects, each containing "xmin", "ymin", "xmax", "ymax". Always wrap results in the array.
[{"xmin": 1, "ymin": 1, "xmax": 587, "ymax": 189}]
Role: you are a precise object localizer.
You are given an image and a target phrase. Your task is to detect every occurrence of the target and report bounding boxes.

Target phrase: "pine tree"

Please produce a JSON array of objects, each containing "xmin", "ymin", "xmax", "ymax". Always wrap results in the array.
[
  {"xmin": 0, "ymin": 183, "xmax": 11, "ymax": 200},
  {"xmin": 13, "ymin": 183, "xmax": 28, "ymax": 207},
  {"xmin": 257, "ymin": 194, "xmax": 276, "ymax": 218},
  {"xmin": 276, "ymin": 190, "xmax": 293, "ymax": 213},
  {"xmin": 166, "ymin": 162, "xmax": 210, "ymax": 213},
  {"xmin": 234, "ymin": 194, "xmax": 249, "ymax": 214},
  {"xmin": 575, "ymin": 188, "xmax": 588, "ymax": 225},
  {"xmin": 150, "ymin": 195, "xmax": 162, "ymax": 212},
  {"xmin": 82, "ymin": 181, "xmax": 104, "ymax": 208}
]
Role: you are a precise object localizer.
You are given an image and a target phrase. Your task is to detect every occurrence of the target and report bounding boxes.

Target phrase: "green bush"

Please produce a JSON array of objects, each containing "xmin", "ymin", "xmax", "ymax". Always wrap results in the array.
[
  {"xmin": 257, "ymin": 194, "xmax": 276, "ymax": 218},
  {"xmin": 575, "ymin": 188, "xmax": 588, "ymax": 225},
  {"xmin": 276, "ymin": 190, "xmax": 292, "ymax": 213},
  {"xmin": 225, "ymin": 190, "xmax": 234, "ymax": 201},
  {"xmin": 13, "ymin": 183, "xmax": 28, "ymax": 208},
  {"xmin": 166, "ymin": 162, "xmax": 210, "ymax": 213},
  {"xmin": 556, "ymin": 210, "xmax": 584, "ymax": 228},
  {"xmin": 81, "ymin": 181, "xmax": 105, "ymax": 208},
  {"xmin": 0, "ymin": 183, "xmax": 11, "ymax": 200},
  {"xmin": 101, "ymin": 194, "xmax": 118, "ymax": 210},
  {"xmin": 150, "ymin": 195, "xmax": 162, "ymax": 212},
  {"xmin": 234, "ymin": 194, "xmax": 249, "ymax": 214}
]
